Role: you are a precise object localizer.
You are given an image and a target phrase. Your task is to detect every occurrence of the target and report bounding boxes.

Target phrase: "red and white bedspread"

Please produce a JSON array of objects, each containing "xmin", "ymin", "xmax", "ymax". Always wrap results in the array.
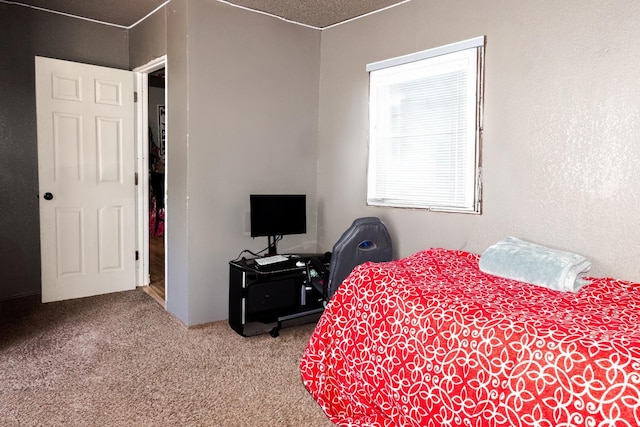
[{"xmin": 300, "ymin": 248, "xmax": 640, "ymax": 427}]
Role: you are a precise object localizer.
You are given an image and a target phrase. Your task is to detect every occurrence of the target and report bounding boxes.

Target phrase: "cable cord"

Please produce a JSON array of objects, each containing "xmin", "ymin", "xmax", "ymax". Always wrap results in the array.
[{"xmin": 232, "ymin": 235, "xmax": 284, "ymax": 261}]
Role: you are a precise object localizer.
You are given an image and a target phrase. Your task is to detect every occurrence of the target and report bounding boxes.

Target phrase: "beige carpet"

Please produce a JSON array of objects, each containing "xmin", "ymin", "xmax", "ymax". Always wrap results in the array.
[{"xmin": 0, "ymin": 289, "xmax": 335, "ymax": 426}]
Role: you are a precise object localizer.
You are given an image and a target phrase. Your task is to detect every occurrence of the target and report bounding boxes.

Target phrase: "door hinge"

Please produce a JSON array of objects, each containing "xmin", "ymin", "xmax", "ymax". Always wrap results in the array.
[
  {"xmin": 135, "ymin": 250, "xmax": 139, "ymax": 261},
  {"xmin": 135, "ymin": 172, "xmax": 138, "ymax": 186},
  {"xmin": 134, "ymin": 91, "xmax": 138, "ymax": 103}
]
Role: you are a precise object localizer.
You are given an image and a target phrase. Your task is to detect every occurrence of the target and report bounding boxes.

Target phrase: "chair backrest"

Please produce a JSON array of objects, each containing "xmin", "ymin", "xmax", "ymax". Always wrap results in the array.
[{"xmin": 327, "ymin": 217, "xmax": 392, "ymax": 299}]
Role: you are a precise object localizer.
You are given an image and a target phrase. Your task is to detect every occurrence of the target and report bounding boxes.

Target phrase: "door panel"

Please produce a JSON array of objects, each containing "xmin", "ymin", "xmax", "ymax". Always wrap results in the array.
[
  {"xmin": 56, "ymin": 207, "xmax": 84, "ymax": 276},
  {"xmin": 98, "ymin": 206, "xmax": 124, "ymax": 271},
  {"xmin": 36, "ymin": 56, "xmax": 135, "ymax": 302}
]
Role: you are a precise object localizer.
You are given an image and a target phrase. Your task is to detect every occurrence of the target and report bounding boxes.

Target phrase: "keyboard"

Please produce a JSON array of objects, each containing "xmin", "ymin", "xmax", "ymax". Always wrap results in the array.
[{"xmin": 254, "ymin": 254, "xmax": 289, "ymax": 267}]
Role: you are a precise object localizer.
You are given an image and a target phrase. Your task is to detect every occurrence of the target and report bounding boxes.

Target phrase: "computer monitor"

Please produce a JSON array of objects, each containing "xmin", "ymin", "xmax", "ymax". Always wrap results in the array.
[{"xmin": 250, "ymin": 194, "xmax": 306, "ymax": 255}]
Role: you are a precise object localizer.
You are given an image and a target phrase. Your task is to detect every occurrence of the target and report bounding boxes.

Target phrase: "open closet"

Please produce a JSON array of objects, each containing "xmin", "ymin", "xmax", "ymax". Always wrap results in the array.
[{"xmin": 147, "ymin": 68, "xmax": 166, "ymax": 302}]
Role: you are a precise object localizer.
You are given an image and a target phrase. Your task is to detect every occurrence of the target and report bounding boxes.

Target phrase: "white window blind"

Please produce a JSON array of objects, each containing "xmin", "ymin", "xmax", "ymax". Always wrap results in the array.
[{"xmin": 367, "ymin": 37, "xmax": 484, "ymax": 213}]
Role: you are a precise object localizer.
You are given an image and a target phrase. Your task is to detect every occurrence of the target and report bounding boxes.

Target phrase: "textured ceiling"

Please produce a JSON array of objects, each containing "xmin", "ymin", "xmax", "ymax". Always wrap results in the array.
[
  {"xmin": 225, "ymin": 0, "xmax": 407, "ymax": 28},
  {"xmin": 7, "ymin": 0, "xmax": 408, "ymax": 28}
]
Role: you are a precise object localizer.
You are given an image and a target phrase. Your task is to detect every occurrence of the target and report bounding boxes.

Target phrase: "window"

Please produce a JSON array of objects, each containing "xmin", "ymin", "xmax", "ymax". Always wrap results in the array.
[{"xmin": 366, "ymin": 36, "xmax": 484, "ymax": 213}]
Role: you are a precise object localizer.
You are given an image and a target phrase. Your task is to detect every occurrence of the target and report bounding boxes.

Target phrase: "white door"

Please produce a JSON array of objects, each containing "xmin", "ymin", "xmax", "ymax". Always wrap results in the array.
[{"xmin": 36, "ymin": 56, "xmax": 136, "ymax": 302}]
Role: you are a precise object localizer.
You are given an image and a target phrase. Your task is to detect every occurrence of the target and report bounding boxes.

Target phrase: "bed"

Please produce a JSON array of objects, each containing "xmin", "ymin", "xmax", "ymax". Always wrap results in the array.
[{"xmin": 300, "ymin": 246, "xmax": 640, "ymax": 426}]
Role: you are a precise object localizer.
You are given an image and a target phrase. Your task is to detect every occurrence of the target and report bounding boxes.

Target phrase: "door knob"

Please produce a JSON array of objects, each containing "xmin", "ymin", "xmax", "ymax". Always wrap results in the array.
[{"xmin": 43, "ymin": 192, "xmax": 53, "ymax": 200}]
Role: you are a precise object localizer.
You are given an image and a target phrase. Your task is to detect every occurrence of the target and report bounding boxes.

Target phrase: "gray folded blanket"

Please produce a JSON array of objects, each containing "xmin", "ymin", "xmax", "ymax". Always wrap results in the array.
[{"xmin": 479, "ymin": 237, "xmax": 591, "ymax": 292}]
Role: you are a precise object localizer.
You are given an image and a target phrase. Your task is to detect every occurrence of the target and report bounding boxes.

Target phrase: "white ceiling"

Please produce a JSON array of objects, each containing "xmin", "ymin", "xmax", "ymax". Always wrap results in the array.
[{"xmin": 7, "ymin": 0, "xmax": 408, "ymax": 29}]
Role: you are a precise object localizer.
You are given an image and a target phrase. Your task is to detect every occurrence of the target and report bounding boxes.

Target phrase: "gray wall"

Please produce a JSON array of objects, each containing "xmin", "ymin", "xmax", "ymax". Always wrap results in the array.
[
  {"xmin": 129, "ymin": 4, "xmax": 167, "ymax": 68},
  {"xmin": 165, "ymin": 0, "xmax": 190, "ymax": 323},
  {"xmin": 0, "ymin": 3, "xmax": 129, "ymax": 300},
  {"xmin": 317, "ymin": 0, "xmax": 640, "ymax": 283},
  {"xmin": 130, "ymin": 0, "xmax": 321, "ymax": 325},
  {"xmin": 183, "ymin": 1, "xmax": 321, "ymax": 324}
]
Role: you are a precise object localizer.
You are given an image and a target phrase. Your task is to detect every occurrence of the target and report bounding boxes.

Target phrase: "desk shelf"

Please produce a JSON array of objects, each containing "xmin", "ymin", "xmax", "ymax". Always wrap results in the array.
[{"xmin": 228, "ymin": 254, "xmax": 329, "ymax": 337}]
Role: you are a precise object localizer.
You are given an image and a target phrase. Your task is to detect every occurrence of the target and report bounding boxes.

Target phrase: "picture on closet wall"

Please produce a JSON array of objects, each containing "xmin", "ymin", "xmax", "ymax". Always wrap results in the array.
[
  {"xmin": 150, "ymin": 105, "xmax": 166, "ymax": 237},
  {"xmin": 157, "ymin": 105, "xmax": 165, "ymax": 169}
]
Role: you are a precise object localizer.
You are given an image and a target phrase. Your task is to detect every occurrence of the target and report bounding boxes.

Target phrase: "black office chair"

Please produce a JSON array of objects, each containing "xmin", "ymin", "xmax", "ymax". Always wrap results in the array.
[
  {"xmin": 269, "ymin": 217, "xmax": 392, "ymax": 337},
  {"xmin": 314, "ymin": 217, "xmax": 393, "ymax": 302}
]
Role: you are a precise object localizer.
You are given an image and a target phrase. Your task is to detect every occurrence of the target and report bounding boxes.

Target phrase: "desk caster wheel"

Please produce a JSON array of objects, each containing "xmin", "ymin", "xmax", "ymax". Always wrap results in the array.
[{"xmin": 269, "ymin": 327, "xmax": 280, "ymax": 338}]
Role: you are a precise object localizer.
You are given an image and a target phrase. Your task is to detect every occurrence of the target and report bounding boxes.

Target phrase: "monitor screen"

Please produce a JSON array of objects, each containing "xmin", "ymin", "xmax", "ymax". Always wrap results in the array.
[{"xmin": 250, "ymin": 194, "xmax": 306, "ymax": 238}]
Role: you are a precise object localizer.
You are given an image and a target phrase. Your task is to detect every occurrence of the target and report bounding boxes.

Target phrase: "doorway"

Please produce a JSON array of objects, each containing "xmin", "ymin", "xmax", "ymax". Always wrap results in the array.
[
  {"xmin": 147, "ymin": 67, "xmax": 166, "ymax": 303},
  {"xmin": 134, "ymin": 56, "xmax": 167, "ymax": 307}
]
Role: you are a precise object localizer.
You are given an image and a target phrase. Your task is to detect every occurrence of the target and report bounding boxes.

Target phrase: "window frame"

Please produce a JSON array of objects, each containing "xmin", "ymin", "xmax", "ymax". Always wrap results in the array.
[{"xmin": 366, "ymin": 36, "xmax": 485, "ymax": 214}]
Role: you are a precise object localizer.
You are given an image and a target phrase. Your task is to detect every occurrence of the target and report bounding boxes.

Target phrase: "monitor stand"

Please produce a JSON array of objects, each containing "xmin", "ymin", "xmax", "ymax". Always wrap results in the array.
[{"xmin": 267, "ymin": 235, "xmax": 279, "ymax": 255}]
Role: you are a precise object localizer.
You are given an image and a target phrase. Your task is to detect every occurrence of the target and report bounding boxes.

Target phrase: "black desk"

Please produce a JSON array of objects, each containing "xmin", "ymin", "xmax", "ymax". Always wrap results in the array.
[{"xmin": 228, "ymin": 253, "xmax": 329, "ymax": 337}]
